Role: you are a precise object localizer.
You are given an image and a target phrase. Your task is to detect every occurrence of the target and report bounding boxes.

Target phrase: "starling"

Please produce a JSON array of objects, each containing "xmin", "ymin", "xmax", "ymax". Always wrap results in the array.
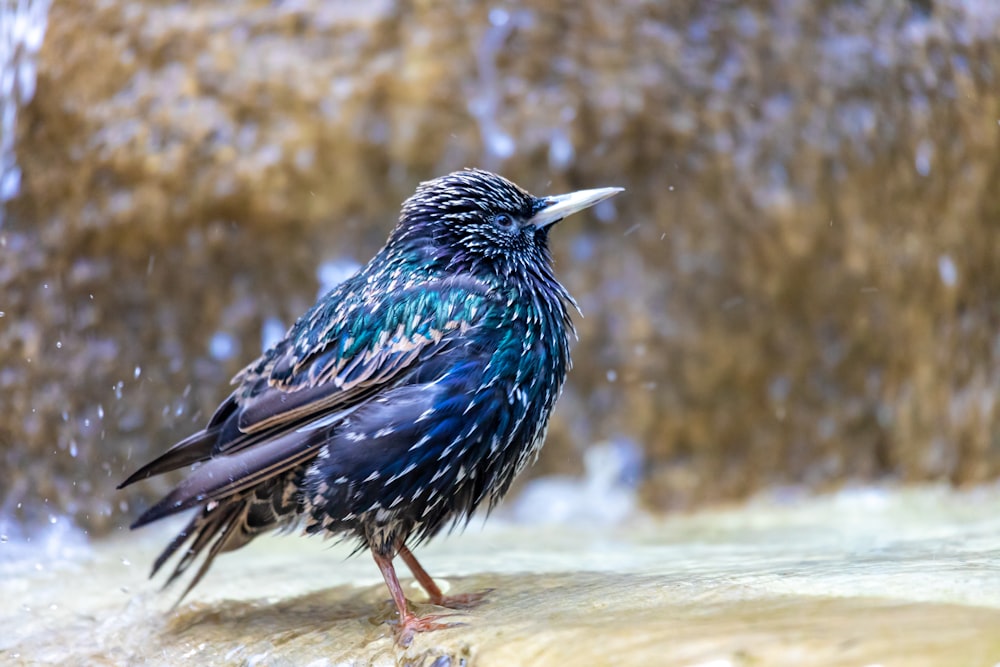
[{"xmin": 119, "ymin": 169, "xmax": 622, "ymax": 644}]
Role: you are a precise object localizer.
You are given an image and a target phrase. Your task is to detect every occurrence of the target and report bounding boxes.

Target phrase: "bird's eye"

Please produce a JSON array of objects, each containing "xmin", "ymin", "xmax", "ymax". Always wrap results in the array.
[{"xmin": 492, "ymin": 213, "xmax": 517, "ymax": 230}]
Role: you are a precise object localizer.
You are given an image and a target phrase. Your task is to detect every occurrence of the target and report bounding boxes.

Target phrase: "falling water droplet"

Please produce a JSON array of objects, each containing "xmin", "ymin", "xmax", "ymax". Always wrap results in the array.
[{"xmin": 133, "ymin": 366, "xmax": 142, "ymax": 379}]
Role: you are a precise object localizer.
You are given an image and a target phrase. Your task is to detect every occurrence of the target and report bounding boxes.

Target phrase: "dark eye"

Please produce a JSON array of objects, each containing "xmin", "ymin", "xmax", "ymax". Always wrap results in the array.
[{"xmin": 493, "ymin": 213, "xmax": 517, "ymax": 230}]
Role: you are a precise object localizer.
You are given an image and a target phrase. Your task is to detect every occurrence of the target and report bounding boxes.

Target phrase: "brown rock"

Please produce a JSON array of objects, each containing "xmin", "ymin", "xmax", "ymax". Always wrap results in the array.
[{"xmin": 3, "ymin": 0, "xmax": 999, "ymax": 533}]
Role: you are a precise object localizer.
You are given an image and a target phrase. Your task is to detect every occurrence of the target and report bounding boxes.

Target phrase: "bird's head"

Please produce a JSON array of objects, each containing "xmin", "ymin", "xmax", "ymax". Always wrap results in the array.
[{"xmin": 390, "ymin": 169, "xmax": 622, "ymax": 280}]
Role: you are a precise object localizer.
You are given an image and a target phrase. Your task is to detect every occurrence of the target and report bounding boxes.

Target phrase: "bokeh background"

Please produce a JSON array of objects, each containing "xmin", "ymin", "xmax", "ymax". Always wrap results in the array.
[{"xmin": 2, "ymin": 0, "xmax": 999, "ymax": 536}]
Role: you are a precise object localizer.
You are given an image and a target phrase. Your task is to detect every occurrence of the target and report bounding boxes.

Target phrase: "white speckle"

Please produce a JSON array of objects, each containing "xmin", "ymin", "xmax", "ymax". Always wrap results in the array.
[
  {"xmin": 395, "ymin": 462, "xmax": 417, "ymax": 481},
  {"xmin": 606, "ymin": 369, "xmax": 618, "ymax": 382},
  {"xmin": 133, "ymin": 365, "xmax": 142, "ymax": 379},
  {"xmin": 409, "ymin": 434, "xmax": 432, "ymax": 451},
  {"xmin": 937, "ymin": 254, "xmax": 957, "ymax": 287}
]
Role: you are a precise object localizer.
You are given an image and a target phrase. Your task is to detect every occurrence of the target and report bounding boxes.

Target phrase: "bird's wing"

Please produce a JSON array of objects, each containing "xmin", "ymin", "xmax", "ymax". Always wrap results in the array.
[
  {"xmin": 232, "ymin": 274, "xmax": 494, "ymax": 441},
  {"xmin": 119, "ymin": 275, "xmax": 495, "ymax": 525}
]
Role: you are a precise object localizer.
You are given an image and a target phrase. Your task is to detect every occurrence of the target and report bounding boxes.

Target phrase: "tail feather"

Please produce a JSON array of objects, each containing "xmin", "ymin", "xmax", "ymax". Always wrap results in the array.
[
  {"xmin": 118, "ymin": 394, "xmax": 240, "ymax": 490},
  {"xmin": 118, "ymin": 427, "xmax": 220, "ymax": 490},
  {"xmin": 150, "ymin": 473, "xmax": 301, "ymax": 603}
]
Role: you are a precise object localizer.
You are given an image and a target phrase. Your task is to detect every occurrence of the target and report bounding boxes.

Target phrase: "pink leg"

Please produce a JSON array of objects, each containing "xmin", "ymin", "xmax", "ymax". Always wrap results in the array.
[
  {"xmin": 371, "ymin": 549, "xmax": 460, "ymax": 646},
  {"xmin": 398, "ymin": 544, "xmax": 490, "ymax": 609}
]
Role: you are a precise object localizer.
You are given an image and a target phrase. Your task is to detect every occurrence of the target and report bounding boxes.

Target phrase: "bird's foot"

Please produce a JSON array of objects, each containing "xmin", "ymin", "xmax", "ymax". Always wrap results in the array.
[
  {"xmin": 428, "ymin": 588, "xmax": 492, "ymax": 610},
  {"xmin": 395, "ymin": 612, "xmax": 466, "ymax": 647}
]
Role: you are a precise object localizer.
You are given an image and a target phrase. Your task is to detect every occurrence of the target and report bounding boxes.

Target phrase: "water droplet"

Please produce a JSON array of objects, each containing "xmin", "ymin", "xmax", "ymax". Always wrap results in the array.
[
  {"xmin": 121, "ymin": 557, "xmax": 131, "ymax": 566},
  {"xmin": 262, "ymin": 317, "xmax": 287, "ymax": 352},
  {"xmin": 48, "ymin": 514, "xmax": 57, "ymax": 524},
  {"xmin": 606, "ymin": 369, "xmax": 618, "ymax": 382},
  {"xmin": 97, "ymin": 404, "xmax": 104, "ymax": 419},
  {"xmin": 0, "ymin": 534, "xmax": 7, "ymax": 543},
  {"xmin": 915, "ymin": 139, "xmax": 933, "ymax": 176},
  {"xmin": 209, "ymin": 331, "xmax": 237, "ymax": 361},
  {"xmin": 55, "ymin": 340, "xmax": 62, "ymax": 349},
  {"xmin": 133, "ymin": 366, "xmax": 142, "ymax": 379},
  {"xmin": 69, "ymin": 440, "xmax": 78, "ymax": 457},
  {"xmin": 547, "ymin": 130, "xmax": 574, "ymax": 169},
  {"xmin": 938, "ymin": 255, "xmax": 957, "ymax": 287},
  {"xmin": 488, "ymin": 7, "xmax": 510, "ymax": 26}
]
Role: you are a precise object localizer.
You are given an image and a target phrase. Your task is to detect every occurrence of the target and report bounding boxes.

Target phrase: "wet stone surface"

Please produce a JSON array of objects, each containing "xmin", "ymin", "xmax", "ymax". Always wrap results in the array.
[{"xmin": 3, "ymin": 486, "xmax": 999, "ymax": 665}]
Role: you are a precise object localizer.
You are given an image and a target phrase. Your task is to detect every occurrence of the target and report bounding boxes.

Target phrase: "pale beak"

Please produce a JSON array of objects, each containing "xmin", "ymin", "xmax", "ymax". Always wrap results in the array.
[{"xmin": 527, "ymin": 186, "xmax": 624, "ymax": 228}]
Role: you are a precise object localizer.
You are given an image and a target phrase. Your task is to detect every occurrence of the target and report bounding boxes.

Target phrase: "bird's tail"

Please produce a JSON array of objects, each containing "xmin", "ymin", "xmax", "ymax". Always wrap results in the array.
[{"xmin": 151, "ymin": 474, "xmax": 301, "ymax": 604}]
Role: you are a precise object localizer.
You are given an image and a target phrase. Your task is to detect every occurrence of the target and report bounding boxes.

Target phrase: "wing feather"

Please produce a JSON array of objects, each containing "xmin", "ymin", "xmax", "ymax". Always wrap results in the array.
[{"xmin": 121, "ymin": 275, "xmax": 497, "ymax": 527}]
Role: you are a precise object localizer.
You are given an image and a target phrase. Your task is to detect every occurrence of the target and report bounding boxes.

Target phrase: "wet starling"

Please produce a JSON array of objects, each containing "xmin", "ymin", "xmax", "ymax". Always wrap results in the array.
[{"xmin": 119, "ymin": 169, "xmax": 622, "ymax": 644}]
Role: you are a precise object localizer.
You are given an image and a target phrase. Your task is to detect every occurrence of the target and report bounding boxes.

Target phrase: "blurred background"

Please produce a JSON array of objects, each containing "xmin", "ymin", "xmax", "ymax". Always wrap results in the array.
[{"xmin": 1, "ymin": 0, "xmax": 999, "ymax": 539}]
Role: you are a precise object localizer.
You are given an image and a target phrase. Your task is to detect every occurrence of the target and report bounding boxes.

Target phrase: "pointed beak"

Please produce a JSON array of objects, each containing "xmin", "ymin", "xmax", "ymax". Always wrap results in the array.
[{"xmin": 527, "ymin": 186, "xmax": 624, "ymax": 228}]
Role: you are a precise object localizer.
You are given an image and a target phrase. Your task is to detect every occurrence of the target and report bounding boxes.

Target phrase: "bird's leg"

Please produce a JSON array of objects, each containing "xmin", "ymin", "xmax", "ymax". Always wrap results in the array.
[
  {"xmin": 397, "ymin": 544, "xmax": 490, "ymax": 609},
  {"xmin": 371, "ymin": 548, "xmax": 460, "ymax": 646}
]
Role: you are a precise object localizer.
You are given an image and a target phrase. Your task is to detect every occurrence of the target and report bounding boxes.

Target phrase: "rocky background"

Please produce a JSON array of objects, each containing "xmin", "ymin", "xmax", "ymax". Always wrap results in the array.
[{"xmin": 2, "ymin": 0, "xmax": 999, "ymax": 534}]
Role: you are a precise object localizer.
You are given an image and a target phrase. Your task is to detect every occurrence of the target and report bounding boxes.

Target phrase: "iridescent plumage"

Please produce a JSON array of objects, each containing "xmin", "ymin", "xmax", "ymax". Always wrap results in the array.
[{"xmin": 119, "ymin": 169, "xmax": 622, "ymax": 643}]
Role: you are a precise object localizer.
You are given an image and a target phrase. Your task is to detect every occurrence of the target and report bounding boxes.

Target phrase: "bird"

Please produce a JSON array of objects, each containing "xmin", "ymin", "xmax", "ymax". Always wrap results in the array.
[{"xmin": 118, "ymin": 168, "xmax": 623, "ymax": 645}]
